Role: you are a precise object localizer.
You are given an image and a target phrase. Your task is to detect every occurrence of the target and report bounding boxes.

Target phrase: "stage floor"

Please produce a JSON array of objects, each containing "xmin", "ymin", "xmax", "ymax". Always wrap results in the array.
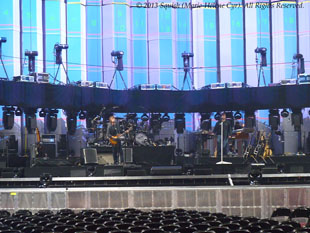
[{"xmin": 0, "ymin": 184, "xmax": 309, "ymax": 219}]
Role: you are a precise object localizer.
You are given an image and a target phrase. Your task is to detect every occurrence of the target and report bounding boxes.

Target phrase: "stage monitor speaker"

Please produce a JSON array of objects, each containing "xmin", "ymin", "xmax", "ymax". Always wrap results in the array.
[
  {"xmin": 126, "ymin": 169, "xmax": 147, "ymax": 176},
  {"xmin": 104, "ymin": 166, "xmax": 124, "ymax": 176},
  {"xmin": 70, "ymin": 167, "xmax": 86, "ymax": 177},
  {"xmin": 82, "ymin": 148, "xmax": 98, "ymax": 165},
  {"xmin": 150, "ymin": 166, "xmax": 183, "ymax": 175},
  {"xmin": 123, "ymin": 147, "xmax": 133, "ymax": 163},
  {"xmin": 41, "ymin": 143, "xmax": 56, "ymax": 158}
]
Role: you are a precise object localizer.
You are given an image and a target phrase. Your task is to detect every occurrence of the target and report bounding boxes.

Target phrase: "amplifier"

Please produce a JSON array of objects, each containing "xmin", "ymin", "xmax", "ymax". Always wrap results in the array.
[
  {"xmin": 30, "ymin": 72, "xmax": 49, "ymax": 83},
  {"xmin": 298, "ymin": 74, "xmax": 310, "ymax": 84},
  {"xmin": 226, "ymin": 82, "xmax": 244, "ymax": 88},
  {"xmin": 141, "ymin": 84, "xmax": 156, "ymax": 90},
  {"xmin": 13, "ymin": 75, "xmax": 35, "ymax": 82},
  {"xmin": 41, "ymin": 134, "xmax": 56, "ymax": 143},
  {"xmin": 123, "ymin": 147, "xmax": 133, "ymax": 163},
  {"xmin": 210, "ymin": 83, "xmax": 226, "ymax": 89},
  {"xmin": 77, "ymin": 80, "xmax": 94, "ymax": 87},
  {"xmin": 95, "ymin": 82, "xmax": 109, "ymax": 88},
  {"xmin": 156, "ymin": 84, "xmax": 171, "ymax": 90},
  {"xmin": 280, "ymin": 79, "xmax": 297, "ymax": 85}
]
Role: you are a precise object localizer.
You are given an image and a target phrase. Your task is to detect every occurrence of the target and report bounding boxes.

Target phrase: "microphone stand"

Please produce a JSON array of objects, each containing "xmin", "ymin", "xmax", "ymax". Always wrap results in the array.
[{"xmin": 216, "ymin": 121, "xmax": 232, "ymax": 165}]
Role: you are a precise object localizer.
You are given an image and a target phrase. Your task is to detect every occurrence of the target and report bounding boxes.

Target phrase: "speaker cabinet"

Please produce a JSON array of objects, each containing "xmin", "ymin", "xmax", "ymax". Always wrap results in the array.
[
  {"xmin": 82, "ymin": 148, "xmax": 98, "ymax": 164},
  {"xmin": 123, "ymin": 147, "xmax": 133, "ymax": 163}
]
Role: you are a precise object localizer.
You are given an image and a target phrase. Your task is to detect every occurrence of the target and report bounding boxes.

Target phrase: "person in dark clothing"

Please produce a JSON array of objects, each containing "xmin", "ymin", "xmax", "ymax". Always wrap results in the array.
[
  {"xmin": 106, "ymin": 115, "xmax": 124, "ymax": 164},
  {"xmin": 213, "ymin": 112, "xmax": 232, "ymax": 156}
]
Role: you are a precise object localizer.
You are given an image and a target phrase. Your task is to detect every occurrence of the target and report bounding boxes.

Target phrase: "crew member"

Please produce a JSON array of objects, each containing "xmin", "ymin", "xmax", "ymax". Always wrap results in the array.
[
  {"xmin": 213, "ymin": 112, "xmax": 232, "ymax": 156},
  {"xmin": 107, "ymin": 115, "xmax": 124, "ymax": 164}
]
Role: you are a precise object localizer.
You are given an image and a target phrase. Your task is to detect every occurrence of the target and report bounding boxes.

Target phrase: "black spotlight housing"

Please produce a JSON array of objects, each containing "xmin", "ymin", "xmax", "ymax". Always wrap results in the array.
[
  {"xmin": 111, "ymin": 50, "xmax": 124, "ymax": 71},
  {"xmin": 162, "ymin": 113, "xmax": 170, "ymax": 122},
  {"xmin": 200, "ymin": 113, "xmax": 211, "ymax": 131},
  {"xmin": 245, "ymin": 110, "xmax": 256, "ymax": 128},
  {"xmin": 234, "ymin": 111, "xmax": 242, "ymax": 120},
  {"xmin": 281, "ymin": 109, "xmax": 289, "ymax": 118},
  {"xmin": 291, "ymin": 108, "xmax": 303, "ymax": 131},
  {"xmin": 214, "ymin": 112, "xmax": 221, "ymax": 121},
  {"xmin": 174, "ymin": 113, "xmax": 186, "ymax": 134},
  {"xmin": 141, "ymin": 113, "xmax": 149, "ymax": 122},
  {"xmin": 255, "ymin": 47, "xmax": 267, "ymax": 67},
  {"xmin": 39, "ymin": 109, "xmax": 47, "ymax": 118},
  {"xmin": 45, "ymin": 109, "xmax": 58, "ymax": 132},
  {"xmin": 66, "ymin": 112, "xmax": 77, "ymax": 135},
  {"xmin": 15, "ymin": 107, "xmax": 22, "ymax": 116},
  {"xmin": 150, "ymin": 113, "xmax": 162, "ymax": 134},
  {"xmin": 269, "ymin": 109, "xmax": 280, "ymax": 130},
  {"xmin": 78, "ymin": 110, "xmax": 87, "ymax": 120},
  {"xmin": 2, "ymin": 106, "xmax": 15, "ymax": 130}
]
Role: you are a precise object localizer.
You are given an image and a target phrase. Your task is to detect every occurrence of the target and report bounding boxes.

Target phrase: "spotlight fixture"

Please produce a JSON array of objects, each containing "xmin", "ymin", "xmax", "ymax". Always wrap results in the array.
[
  {"xmin": 174, "ymin": 113, "xmax": 185, "ymax": 134},
  {"xmin": 2, "ymin": 106, "xmax": 15, "ymax": 130},
  {"xmin": 39, "ymin": 173, "xmax": 52, "ymax": 188},
  {"xmin": 182, "ymin": 52, "xmax": 194, "ymax": 70},
  {"xmin": 66, "ymin": 111, "xmax": 77, "ymax": 135},
  {"xmin": 162, "ymin": 113, "xmax": 170, "ymax": 122},
  {"xmin": 245, "ymin": 110, "xmax": 256, "ymax": 128},
  {"xmin": 269, "ymin": 109, "xmax": 280, "ymax": 130},
  {"xmin": 25, "ymin": 50, "xmax": 38, "ymax": 73},
  {"xmin": 39, "ymin": 109, "xmax": 47, "ymax": 118},
  {"xmin": 141, "ymin": 113, "xmax": 149, "ymax": 122},
  {"xmin": 255, "ymin": 47, "xmax": 267, "ymax": 67},
  {"xmin": 15, "ymin": 107, "xmax": 22, "ymax": 116},
  {"xmin": 150, "ymin": 113, "xmax": 162, "ymax": 134},
  {"xmin": 214, "ymin": 112, "xmax": 221, "ymax": 121},
  {"xmin": 248, "ymin": 163, "xmax": 265, "ymax": 185},
  {"xmin": 291, "ymin": 108, "xmax": 303, "ymax": 131},
  {"xmin": 54, "ymin": 43, "xmax": 69, "ymax": 65},
  {"xmin": 234, "ymin": 111, "xmax": 242, "ymax": 120},
  {"xmin": 200, "ymin": 113, "xmax": 211, "ymax": 131},
  {"xmin": 293, "ymin": 53, "xmax": 305, "ymax": 74},
  {"xmin": 46, "ymin": 109, "xmax": 58, "ymax": 132},
  {"xmin": 25, "ymin": 108, "xmax": 37, "ymax": 134},
  {"xmin": 78, "ymin": 110, "xmax": 87, "ymax": 120},
  {"xmin": 111, "ymin": 50, "xmax": 124, "ymax": 71},
  {"xmin": 280, "ymin": 109, "xmax": 289, "ymax": 118}
]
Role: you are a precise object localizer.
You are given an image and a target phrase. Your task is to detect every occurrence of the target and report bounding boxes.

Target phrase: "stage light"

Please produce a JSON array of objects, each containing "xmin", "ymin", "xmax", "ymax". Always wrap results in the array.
[
  {"xmin": 291, "ymin": 108, "xmax": 303, "ymax": 131},
  {"xmin": 46, "ymin": 109, "xmax": 58, "ymax": 132},
  {"xmin": 269, "ymin": 109, "xmax": 280, "ymax": 130},
  {"xmin": 2, "ymin": 106, "xmax": 15, "ymax": 130},
  {"xmin": 174, "ymin": 113, "xmax": 185, "ymax": 134},
  {"xmin": 281, "ymin": 109, "xmax": 289, "ymax": 118},
  {"xmin": 214, "ymin": 112, "xmax": 221, "ymax": 121},
  {"xmin": 0, "ymin": 37, "xmax": 7, "ymax": 43},
  {"xmin": 255, "ymin": 47, "xmax": 267, "ymax": 67},
  {"xmin": 150, "ymin": 113, "xmax": 162, "ymax": 134},
  {"xmin": 248, "ymin": 163, "xmax": 264, "ymax": 185},
  {"xmin": 66, "ymin": 112, "xmax": 77, "ymax": 135},
  {"xmin": 111, "ymin": 50, "xmax": 124, "ymax": 71},
  {"xmin": 162, "ymin": 113, "xmax": 170, "ymax": 122},
  {"xmin": 39, "ymin": 173, "xmax": 52, "ymax": 188},
  {"xmin": 234, "ymin": 111, "xmax": 242, "ymax": 120},
  {"xmin": 293, "ymin": 53, "xmax": 305, "ymax": 74},
  {"xmin": 25, "ymin": 50, "xmax": 38, "ymax": 73},
  {"xmin": 15, "ymin": 107, "xmax": 22, "ymax": 117},
  {"xmin": 200, "ymin": 113, "xmax": 211, "ymax": 131},
  {"xmin": 25, "ymin": 109, "xmax": 37, "ymax": 134},
  {"xmin": 54, "ymin": 43, "xmax": 68, "ymax": 65},
  {"xmin": 39, "ymin": 109, "xmax": 46, "ymax": 118},
  {"xmin": 245, "ymin": 111, "xmax": 256, "ymax": 128},
  {"xmin": 141, "ymin": 113, "xmax": 149, "ymax": 122},
  {"xmin": 78, "ymin": 110, "xmax": 86, "ymax": 120},
  {"xmin": 182, "ymin": 52, "xmax": 194, "ymax": 70}
]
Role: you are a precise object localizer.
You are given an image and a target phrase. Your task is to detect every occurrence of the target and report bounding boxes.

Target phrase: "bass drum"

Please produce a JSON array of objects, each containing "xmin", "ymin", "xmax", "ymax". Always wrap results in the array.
[{"xmin": 135, "ymin": 133, "xmax": 148, "ymax": 146}]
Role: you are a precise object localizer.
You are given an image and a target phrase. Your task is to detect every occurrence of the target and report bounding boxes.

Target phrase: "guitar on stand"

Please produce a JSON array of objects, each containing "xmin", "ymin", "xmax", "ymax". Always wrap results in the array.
[
  {"xmin": 262, "ymin": 132, "xmax": 274, "ymax": 164},
  {"xmin": 243, "ymin": 128, "xmax": 258, "ymax": 163}
]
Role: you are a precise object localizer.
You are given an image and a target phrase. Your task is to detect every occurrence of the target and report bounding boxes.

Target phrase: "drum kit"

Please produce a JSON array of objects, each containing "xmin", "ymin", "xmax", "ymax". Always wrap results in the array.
[{"xmin": 89, "ymin": 116, "xmax": 161, "ymax": 147}]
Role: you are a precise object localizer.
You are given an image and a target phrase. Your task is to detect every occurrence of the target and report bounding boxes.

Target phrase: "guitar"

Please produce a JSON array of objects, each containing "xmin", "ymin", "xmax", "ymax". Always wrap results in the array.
[
  {"xmin": 109, "ymin": 126, "xmax": 133, "ymax": 145},
  {"xmin": 35, "ymin": 128, "xmax": 42, "ymax": 157}
]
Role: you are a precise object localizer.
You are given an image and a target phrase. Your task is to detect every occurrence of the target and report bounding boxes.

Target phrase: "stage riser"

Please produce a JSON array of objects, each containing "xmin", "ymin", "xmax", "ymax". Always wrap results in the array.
[{"xmin": 1, "ymin": 186, "xmax": 309, "ymax": 219}]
